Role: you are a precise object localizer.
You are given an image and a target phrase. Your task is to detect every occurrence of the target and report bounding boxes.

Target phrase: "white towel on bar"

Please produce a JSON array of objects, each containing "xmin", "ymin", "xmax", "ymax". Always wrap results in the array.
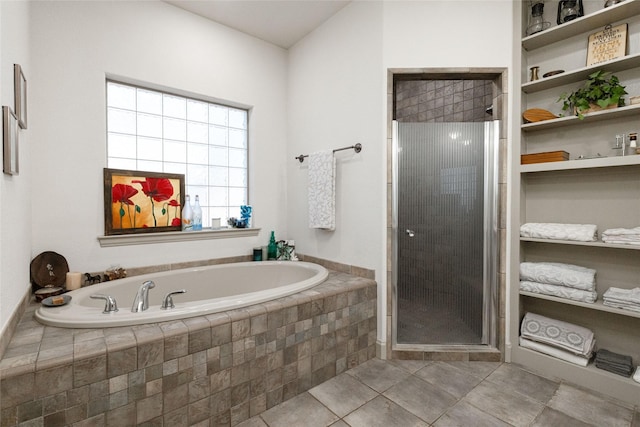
[
  {"xmin": 520, "ymin": 312, "xmax": 595, "ymax": 357},
  {"xmin": 519, "ymin": 337, "xmax": 590, "ymax": 367},
  {"xmin": 520, "ymin": 281, "xmax": 597, "ymax": 304},
  {"xmin": 520, "ymin": 223, "xmax": 598, "ymax": 242},
  {"xmin": 520, "ymin": 262, "xmax": 596, "ymax": 291},
  {"xmin": 308, "ymin": 150, "xmax": 336, "ymax": 230}
]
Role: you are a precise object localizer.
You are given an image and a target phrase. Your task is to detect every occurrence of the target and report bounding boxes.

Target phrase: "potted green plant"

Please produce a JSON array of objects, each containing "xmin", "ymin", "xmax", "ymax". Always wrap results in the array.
[{"xmin": 558, "ymin": 70, "xmax": 627, "ymax": 119}]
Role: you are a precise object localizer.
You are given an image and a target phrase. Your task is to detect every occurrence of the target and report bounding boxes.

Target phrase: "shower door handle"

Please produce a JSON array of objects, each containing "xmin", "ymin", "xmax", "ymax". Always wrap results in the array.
[{"xmin": 406, "ymin": 229, "xmax": 415, "ymax": 237}]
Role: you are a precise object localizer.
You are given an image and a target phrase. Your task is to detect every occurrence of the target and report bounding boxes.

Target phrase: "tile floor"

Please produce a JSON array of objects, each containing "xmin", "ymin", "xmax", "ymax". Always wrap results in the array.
[{"xmin": 237, "ymin": 358, "xmax": 640, "ymax": 427}]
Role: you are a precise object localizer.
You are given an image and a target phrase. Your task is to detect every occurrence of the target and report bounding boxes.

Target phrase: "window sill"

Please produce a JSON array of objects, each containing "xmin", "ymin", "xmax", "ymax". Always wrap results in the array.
[{"xmin": 97, "ymin": 227, "xmax": 261, "ymax": 247}]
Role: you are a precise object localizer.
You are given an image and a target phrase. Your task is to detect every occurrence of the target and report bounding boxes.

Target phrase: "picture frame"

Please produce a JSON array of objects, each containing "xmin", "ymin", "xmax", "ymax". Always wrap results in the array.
[
  {"xmin": 14, "ymin": 64, "xmax": 27, "ymax": 130},
  {"xmin": 104, "ymin": 168, "xmax": 185, "ymax": 235},
  {"xmin": 586, "ymin": 24, "xmax": 627, "ymax": 67},
  {"xmin": 3, "ymin": 106, "xmax": 19, "ymax": 175}
]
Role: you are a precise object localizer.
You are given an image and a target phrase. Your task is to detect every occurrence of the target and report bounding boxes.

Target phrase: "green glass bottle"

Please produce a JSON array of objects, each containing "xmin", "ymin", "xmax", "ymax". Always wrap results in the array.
[{"xmin": 267, "ymin": 231, "xmax": 277, "ymax": 260}]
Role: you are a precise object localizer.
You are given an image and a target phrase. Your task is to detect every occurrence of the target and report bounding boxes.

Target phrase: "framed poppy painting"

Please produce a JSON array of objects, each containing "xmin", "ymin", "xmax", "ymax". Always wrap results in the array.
[{"xmin": 104, "ymin": 168, "xmax": 185, "ymax": 235}]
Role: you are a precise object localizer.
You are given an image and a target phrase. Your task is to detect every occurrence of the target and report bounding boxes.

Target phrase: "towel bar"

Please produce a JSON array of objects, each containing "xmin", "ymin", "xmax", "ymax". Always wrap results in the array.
[{"xmin": 295, "ymin": 143, "xmax": 362, "ymax": 163}]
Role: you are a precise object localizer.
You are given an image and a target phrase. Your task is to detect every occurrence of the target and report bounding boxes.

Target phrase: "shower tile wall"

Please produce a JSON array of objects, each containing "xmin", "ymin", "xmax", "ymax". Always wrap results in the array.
[{"xmin": 395, "ymin": 80, "xmax": 493, "ymax": 123}]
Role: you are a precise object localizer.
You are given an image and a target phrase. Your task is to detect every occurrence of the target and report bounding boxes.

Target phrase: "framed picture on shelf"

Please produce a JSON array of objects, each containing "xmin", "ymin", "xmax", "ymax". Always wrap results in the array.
[
  {"xmin": 14, "ymin": 64, "xmax": 27, "ymax": 129},
  {"xmin": 104, "ymin": 168, "xmax": 184, "ymax": 235},
  {"xmin": 3, "ymin": 106, "xmax": 19, "ymax": 175},
  {"xmin": 586, "ymin": 24, "xmax": 627, "ymax": 67}
]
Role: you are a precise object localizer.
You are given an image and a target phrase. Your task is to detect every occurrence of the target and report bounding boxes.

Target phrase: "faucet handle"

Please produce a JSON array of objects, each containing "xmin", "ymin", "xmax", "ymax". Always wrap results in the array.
[
  {"xmin": 161, "ymin": 289, "xmax": 187, "ymax": 310},
  {"xmin": 90, "ymin": 294, "xmax": 119, "ymax": 313}
]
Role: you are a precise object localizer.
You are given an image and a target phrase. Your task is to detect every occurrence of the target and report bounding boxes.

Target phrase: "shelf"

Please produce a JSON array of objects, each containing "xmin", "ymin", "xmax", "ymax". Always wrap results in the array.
[
  {"xmin": 511, "ymin": 347, "xmax": 640, "ymax": 406},
  {"xmin": 97, "ymin": 227, "xmax": 261, "ymax": 247},
  {"xmin": 520, "ymin": 237, "xmax": 640, "ymax": 251},
  {"xmin": 522, "ymin": 53, "xmax": 640, "ymax": 94},
  {"xmin": 521, "ymin": 103, "xmax": 640, "ymax": 132},
  {"xmin": 521, "ymin": 291, "xmax": 640, "ymax": 319},
  {"xmin": 522, "ymin": 0, "xmax": 640, "ymax": 51},
  {"xmin": 520, "ymin": 155, "xmax": 640, "ymax": 173}
]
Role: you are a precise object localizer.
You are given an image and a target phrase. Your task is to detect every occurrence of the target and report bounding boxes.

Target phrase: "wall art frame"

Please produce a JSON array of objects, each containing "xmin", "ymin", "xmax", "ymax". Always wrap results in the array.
[
  {"xmin": 14, "ymin": 64, "xmax": 27, "ymax": 130},
  {"xmin": 3, "ymin": 106, "xmax": 19, "ymax": 175},
  {"xmin": 104, "ymin": 168, "xmax": 185, "ymax": 235}
]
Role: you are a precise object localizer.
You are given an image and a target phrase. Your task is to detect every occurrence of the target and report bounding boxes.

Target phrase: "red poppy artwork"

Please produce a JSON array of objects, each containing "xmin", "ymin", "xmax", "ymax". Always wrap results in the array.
[{"xmin": 104, "ymin": 168, "xmax": 185, "ymax": 235}]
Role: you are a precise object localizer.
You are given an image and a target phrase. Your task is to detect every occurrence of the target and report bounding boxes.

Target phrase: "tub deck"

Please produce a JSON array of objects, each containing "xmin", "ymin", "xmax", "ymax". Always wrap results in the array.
[{"xmin": 0, "ymin": 270, "xmax": 377, "ymax": 426}]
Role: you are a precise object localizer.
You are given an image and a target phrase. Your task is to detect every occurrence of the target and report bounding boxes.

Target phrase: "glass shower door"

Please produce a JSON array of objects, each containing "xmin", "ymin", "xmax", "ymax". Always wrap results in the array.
[{"xmin": 392, "ymin": 121, "xmax": 498, "ymax": 346}]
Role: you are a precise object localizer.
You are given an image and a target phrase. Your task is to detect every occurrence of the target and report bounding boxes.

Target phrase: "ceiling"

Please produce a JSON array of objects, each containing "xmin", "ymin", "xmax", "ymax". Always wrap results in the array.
[{"xmin": 165, "ymin": 0, "xmax": 351, "ymax": 49}]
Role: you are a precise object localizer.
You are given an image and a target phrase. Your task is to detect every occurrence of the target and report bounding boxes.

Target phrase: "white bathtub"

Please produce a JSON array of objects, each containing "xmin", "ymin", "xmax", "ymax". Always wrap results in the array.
[{"xmin": 35, "ymin": 261, "xmax": 328, "ymax": 328}]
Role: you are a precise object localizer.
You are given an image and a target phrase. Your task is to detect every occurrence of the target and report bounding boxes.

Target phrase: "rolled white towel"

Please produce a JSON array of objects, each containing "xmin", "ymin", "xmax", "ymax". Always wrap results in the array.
[
  {"xmin": 520, "ymin": 312, "xmax": 595, "ymax": 357},
  {"xmin": 520, "ymin": 223, "xmax": 597, "ymax": 242},
  {"xmin": 520, "ymin": 262, "xmax": 596, "ymax": 291}
]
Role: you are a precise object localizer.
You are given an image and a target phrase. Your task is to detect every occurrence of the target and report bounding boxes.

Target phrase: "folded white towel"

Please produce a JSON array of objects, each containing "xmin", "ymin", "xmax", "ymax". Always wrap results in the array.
[
  {"xmin": 520, "ymin": 281, "xmax": 597, "ymax": 303},
  {"xmin": 521, "ymin": 312, "xmax": 595, "ymax": 357},
  {"xmin": 603, "ymin": 301, "xmax": 640, "ymax": 313},
  {"xmin": 519, "ymin": 337, "xmax": 590, "ymax": 367},
  {"xmin": 520, "ymin": 223, "xmax": 597, "ymax": 242},
  {"xmin": 603, "ymin": 287, "xmax": 640, "ymax": 304},
  {"xmin": 602, "ymin": 237, "xmax": 640, "ymax": 245},
  {"xmin": 308, "ymin": 151, "xmax": 336, "ymax": 231},
  {"xmin": 602, "ymin": 226, "xmax": 640, "ymax": 236},
  {"xmin": 634, "ymin": 366, "xmax": 640, "ymax": 384},
  {"xmin": 520, "ymin": 262, "xmax": 596, "ymax": 291}
]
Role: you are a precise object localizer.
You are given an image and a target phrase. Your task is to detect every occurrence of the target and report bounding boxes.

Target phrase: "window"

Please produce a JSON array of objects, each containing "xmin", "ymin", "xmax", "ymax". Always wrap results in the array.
[{"xmin": 106, "ymin": 80, "xmax": 248, "ymax": 225}]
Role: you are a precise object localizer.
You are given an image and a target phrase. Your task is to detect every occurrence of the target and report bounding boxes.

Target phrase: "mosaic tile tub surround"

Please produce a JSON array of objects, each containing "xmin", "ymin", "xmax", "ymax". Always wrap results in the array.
[{"xmin": 0, "ymin": 271, "xmax": 376, "ymax": 426}]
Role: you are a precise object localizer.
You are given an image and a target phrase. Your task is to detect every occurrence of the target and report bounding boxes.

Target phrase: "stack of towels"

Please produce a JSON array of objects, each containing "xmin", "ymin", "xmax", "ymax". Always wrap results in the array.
[
  {"xmin": 520, "ymin": 223, "xmax": 597, "ymax": 242},
  {"xmin": 595, "ymin": 349, "xmax": 634, "ymax": 377},
  {"xmin": 520, "ymin": 262, "xmax": 597, "ymax": 303},
  {"xmin": 520, "ymin": 312, "xmax": 595, "ymax": 366},
  {"xmin": 602, "ymin": 287, "xmax": 640, "ymax": 313},
  {"xmin": 602, "ymin": 226, "xmax": 640, "ymax": 245}
]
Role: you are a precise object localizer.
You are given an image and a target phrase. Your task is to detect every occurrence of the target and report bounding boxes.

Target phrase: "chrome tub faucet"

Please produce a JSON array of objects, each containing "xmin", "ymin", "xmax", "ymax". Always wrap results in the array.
[
  {"xmin": 161, "ymin": 289, "xmax": 187, "ymax": 309},
  {"xmin": 131, "ymin": 280, "xmax": 155, "ymax": 312}
]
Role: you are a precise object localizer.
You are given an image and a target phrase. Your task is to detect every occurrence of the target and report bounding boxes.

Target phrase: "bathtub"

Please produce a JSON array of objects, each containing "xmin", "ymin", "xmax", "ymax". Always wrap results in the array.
[{"xmin": 35, "ymin": 261, "xmax": 328, "ymax": 328}]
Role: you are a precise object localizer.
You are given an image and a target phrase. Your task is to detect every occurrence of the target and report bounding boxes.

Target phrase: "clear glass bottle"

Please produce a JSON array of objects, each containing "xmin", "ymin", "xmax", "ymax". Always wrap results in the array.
[
  {"xmin": 182, "ymin": 195, "xmax": 193, "ymax": 231},
  {"xmin": 193, "ymin": 195, "xmax": 202, "ymax": 231}
]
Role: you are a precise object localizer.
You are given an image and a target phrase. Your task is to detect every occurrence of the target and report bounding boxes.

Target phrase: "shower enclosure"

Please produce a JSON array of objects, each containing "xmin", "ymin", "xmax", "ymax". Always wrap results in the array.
[{"xmin": 392, "ymin": 120, "xmax": 498, "ymax": 348}]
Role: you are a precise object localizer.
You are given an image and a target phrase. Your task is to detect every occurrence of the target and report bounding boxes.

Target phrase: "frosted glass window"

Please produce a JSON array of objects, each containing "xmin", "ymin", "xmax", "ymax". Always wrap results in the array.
[
  {"xmin": 164, "ymin": 140, "xmax": 187, "ymax": 163},
  {"xmin": 164, "ymin": 117, "xmax": 186, "ymax": 141},
  {"xmin": 137, "ymin": 113, "xmax": 162, "ymax": 138},
  {"xmin": 209, "ymin": 105, "xmax": 228, "ymax": 126},
  {"xmin": 107, "ymin": 83, "xmax": 136, "ymax": 110},
  {"xmin": 229, "ymin": 128, "xmax": 246, "ymax": 148},
  {"xmin": 209, "ymin": 125, "xmax": 228, "ymax": 146},
  {"xmin": 138, "ymin": 137, "xmax": 163, "ymax": 161},
  {"xmin": 209, "ymin": 167, "xmax": 228, "ymax": 186},
  {"xmin": 187, "ymin": 121, "xmax": 208, "ymax": 144},
  {"xmin": 137, "ymin": 89, "xmax": 162, "ymax": 115},
  {"xmin": 188, "ymin": 100, "xmax": 208, "ymax": 123},
  {"xmin": 106, "ymin": 80, "xmax": 248, "ymax": 224},
  {"xmin": 229, "ymin": 168, "xmax": 246, "ymax": 187},
  {"xmin": 108, "ymin": 133, "xmax": 136, "ymax": 159},
  {"xmin": 187, "ymin": 143, "xmax": 208, "ymax": 165},
  {"xmin": 163, "ymin": 94, "xmax": 186, "ymax": 119},
  {"xmin": 108, "ymin": 108, "xmax": 136, "ymax": 134},
  {"xmin": 229, "ymin": 148, "xmax": 247, "ymax": 168},
  {"xmin": 229, "ymin": 108, "xmax": 247, "ymax": 129},
  {"xmin": 209, "ymin": 146, "xmax": 228, "ymax": 166}
]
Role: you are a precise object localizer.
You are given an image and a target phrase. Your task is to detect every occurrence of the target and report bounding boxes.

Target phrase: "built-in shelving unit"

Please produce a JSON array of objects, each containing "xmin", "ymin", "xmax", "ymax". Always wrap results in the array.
[{"xmin": 511, "ymin": 0, "xmax": 640, "ymax": 407}]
